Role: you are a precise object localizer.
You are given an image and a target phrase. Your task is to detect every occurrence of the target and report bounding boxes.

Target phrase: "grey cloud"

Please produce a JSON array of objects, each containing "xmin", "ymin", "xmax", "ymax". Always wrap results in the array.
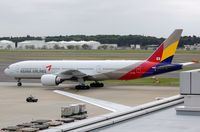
[{"xmin": 0, "ymin": 0, "xmax": 199, "ymax": 37}]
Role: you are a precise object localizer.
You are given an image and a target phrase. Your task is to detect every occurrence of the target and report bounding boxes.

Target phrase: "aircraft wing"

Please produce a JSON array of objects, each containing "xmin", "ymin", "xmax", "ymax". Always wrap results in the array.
[
  {"xmin": 54, "ymin": 90, "xmax": 131, "ymax": 112},
  {"xmin": 57, "ymin": 69, "xmax": 91, "ymax": 80}
]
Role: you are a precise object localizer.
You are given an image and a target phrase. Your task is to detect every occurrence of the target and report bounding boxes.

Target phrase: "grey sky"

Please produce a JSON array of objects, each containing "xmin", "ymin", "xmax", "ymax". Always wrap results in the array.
[{"xmin": 0, "ymin": 0, "xmax": 200, "ymax": 37}]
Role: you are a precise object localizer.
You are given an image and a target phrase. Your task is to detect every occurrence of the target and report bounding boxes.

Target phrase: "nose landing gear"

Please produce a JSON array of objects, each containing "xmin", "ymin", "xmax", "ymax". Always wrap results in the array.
[{"xmin": 17, "ymin": 79, "xmax": 22, "ymax": 87}]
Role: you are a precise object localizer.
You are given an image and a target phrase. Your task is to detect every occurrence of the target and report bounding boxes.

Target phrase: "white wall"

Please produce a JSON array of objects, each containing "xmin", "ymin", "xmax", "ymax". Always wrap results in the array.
[
  {"xmin": 0, "ymin": 40, "xmax": 15, "ymax": 49},
  {"xmin": 18, "ymin": 40, "xmax": 46, "ymax": 49}
]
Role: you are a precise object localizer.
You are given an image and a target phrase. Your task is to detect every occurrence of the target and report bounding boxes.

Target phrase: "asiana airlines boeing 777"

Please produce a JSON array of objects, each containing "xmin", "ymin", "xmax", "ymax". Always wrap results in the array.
[{"xmin": 4, "ymin": 29, "xmax": 197, "ymax": 89}]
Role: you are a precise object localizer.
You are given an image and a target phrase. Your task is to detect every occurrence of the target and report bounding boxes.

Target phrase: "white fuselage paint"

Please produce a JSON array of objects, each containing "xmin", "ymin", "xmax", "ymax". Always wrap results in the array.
[{"xmin": 4, "ymin": 60, "xmax": 143, "ymax": 80}]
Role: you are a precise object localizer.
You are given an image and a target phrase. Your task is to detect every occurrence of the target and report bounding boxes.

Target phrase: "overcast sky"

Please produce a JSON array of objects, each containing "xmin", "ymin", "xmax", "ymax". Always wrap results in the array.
[{"xmin": 0, "ymin": 0, "xmax": 200, "ymax": 37}]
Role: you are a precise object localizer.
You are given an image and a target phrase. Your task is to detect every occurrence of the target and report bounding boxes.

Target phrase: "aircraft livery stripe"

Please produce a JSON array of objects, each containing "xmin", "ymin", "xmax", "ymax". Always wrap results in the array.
[
  {"xmin": 161, "ymin": 40, "xmax": 179, "ymax": 62},
  {"xmin": 119, "ymin": 44, "xmax": 163, "ymax": 80}
]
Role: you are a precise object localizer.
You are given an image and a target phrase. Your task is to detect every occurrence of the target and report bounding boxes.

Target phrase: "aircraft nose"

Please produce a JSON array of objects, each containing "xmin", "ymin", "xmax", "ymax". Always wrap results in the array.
[{"xmin": 4, "ymin": 68, "xmax": 10, "ymax": 75}]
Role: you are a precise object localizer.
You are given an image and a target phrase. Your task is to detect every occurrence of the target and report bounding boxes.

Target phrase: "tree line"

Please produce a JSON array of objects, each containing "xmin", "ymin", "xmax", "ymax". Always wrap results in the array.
[{"xmin": 1, "ymin": 35, "xmax": 200, "ymax": 48}]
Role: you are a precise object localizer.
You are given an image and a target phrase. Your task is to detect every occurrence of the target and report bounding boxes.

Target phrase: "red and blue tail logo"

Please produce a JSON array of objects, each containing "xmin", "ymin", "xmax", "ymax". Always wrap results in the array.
[{"xmin": 119, "ymin": 29, "xmax": 183, "ymax": 80}]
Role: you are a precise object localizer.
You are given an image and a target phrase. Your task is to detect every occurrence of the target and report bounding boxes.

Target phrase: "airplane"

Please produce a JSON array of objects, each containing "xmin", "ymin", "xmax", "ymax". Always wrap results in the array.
[{"xmin": 4, "ymin": 29, "xmax": 197, "ymax": 89}]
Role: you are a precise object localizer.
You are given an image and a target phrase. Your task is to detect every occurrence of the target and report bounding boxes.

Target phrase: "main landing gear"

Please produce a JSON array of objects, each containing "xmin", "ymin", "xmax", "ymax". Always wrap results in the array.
[
  {"xmin": 75, "ymin": 81, "xmax": 104, "ymax": 90},
  {"xmin": 17, "ymin": 79, "xmax": 22, "ymax": 87},
  {"xmin": 75, "ymin": 85, "xmax": 90, "ymax": 90},
  {"xmin": 90, "ymin": 81, "xmax": 104, "ymax": 87},
  {"xmin": 75, "ymin": 78, "xmax": 90, "ymax": 90}
]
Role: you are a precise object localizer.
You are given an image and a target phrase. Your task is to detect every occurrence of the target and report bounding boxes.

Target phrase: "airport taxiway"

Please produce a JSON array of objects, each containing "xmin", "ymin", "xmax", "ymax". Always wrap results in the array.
[{"xmin": 0, "ymin": 82, "xmax": 178, "ymax": 128}]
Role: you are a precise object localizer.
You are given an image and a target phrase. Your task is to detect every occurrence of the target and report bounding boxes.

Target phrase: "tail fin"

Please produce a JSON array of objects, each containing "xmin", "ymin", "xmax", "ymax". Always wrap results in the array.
[{"xmin": 147, "ymin": 29, "xmax": 183, "ymax": 64}]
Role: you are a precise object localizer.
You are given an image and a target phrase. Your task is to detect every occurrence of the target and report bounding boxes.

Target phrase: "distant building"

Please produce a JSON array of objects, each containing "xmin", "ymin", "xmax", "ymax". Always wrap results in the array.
[
  {"xmin": 46, "ymin": 40, "xmax": 101, "ymax": 49},
  {"xmin": 18, "ymin": 40, "xmax": 46, "ymax": 49},
  {"xmin": 147, "ymin": 45, "xmax": 158, "ymax": 50},
  {"xmin": 0, "ymin": 40, "xmax": 120, "ymax": 50},
  {"xmin": 184, "ymin": 44, "xmax": 200, "ymax": 50},
  {"xmin": 57, "ymin": 41, "xmax": 101, "ymax": 50},
  {"xmin": 130, "ymin": 44, "xmax": 141, "ymax": 50},
  {"xmin": 98, "ymin": 44, "xmax": 118, "ymax": 50},
  {"xmin": 0, "ymin": 40, "xmax": 15, "ymax": 49},
  {"xmin": 16, "ymin": 40, "xmax": 102, "ymax": 50},
  {"xmin": 135, "ymin": 44, "xmax": 141, "ymax": 49},
  {"xmin": 46, "ymin": 41, "xmax": 60, "ymax": 49}
]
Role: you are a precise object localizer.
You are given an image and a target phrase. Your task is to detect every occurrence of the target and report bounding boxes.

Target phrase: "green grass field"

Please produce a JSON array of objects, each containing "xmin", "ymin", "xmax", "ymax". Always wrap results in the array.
[{"xmin": 86, "ymin": 78, "xmax": 180, "ymax": 86}]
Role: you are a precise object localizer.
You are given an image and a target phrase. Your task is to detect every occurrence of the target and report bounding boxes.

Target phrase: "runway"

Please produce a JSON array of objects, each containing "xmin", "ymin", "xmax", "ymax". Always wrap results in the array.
[{"xmin": 0, "ymin": 82, "xmax": 178, "ymax": 128}]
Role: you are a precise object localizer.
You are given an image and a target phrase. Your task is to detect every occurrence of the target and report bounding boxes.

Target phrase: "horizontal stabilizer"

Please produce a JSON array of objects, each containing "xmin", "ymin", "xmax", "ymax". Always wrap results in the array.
[{"xmin": 180, "ymin": 61, "xmax": 199, "ymax": 66}]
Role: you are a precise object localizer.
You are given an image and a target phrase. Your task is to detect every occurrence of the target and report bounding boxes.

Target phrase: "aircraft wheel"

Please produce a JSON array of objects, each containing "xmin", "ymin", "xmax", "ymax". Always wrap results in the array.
[
  {"xmin": 90, "ymin": 83, "xmax": 95, "ymax": 87},
  {"xmin": 85, "ymin": 85, "xmax": 90, "ymax": 89},
  {"xmin": 75, "ymin": 85, "xmax": 81, "ymax": 89},
  {"xmin": 75, "ymin": 85, "xmax": 90, "ymax": 90},
  {"xmin": 90, "ymin": 82, "xmax": 104, "ymax": 87},
  {"xmin": 99, "ymin": 83, "xmax": 104, "ymax": 87},
  {"xmin": 17, "ymin": 82, "xmax": 22, "ymax": 87}
]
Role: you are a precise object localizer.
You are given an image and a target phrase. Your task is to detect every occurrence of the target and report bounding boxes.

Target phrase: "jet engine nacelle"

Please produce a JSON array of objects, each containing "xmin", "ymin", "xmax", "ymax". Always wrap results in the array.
[{"xmin": 41, "ymin": 74, "xmax": 61, "ymax": 86}]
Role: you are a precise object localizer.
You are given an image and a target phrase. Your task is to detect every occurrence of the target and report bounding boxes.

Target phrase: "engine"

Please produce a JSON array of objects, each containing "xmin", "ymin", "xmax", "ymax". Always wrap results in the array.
[{"xmin": 41, "ymin": 74, "xmax": 61, "ymax": 86}]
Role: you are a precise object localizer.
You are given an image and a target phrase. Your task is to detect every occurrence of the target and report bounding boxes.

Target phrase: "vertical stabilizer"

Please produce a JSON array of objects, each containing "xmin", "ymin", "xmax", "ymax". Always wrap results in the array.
[{"xmin": 147, "ymin": 29, "xmax": 183, "ymax": 64}]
